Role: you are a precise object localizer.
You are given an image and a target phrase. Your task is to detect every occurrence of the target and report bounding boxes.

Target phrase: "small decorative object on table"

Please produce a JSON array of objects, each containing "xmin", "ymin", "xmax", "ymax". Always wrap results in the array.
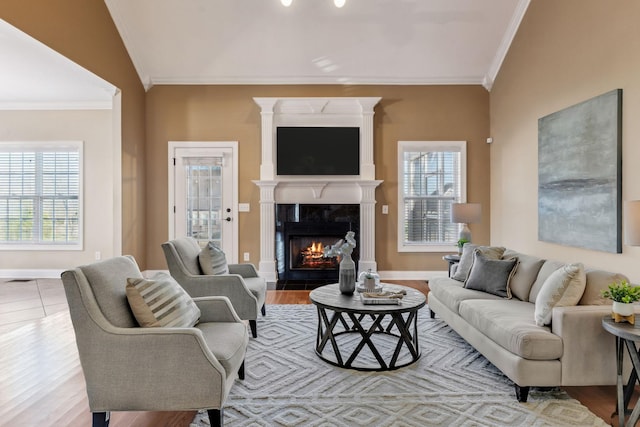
[
  {"xmin": 357, "ymin": 269, "xmax": 381, "ymax": 293},
  {"xmin": 601, "ymin": 280, "xmax": 640, "ymax": 324},
  {"xmin": 324, "ymin": 231, "xmax": 357, "ymax": 295}
]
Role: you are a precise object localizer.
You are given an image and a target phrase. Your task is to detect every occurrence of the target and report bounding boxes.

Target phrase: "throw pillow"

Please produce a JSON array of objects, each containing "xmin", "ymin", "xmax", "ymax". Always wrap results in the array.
[
  {"xmin": 126, "ymin": 272, "xmax": 201, "ymax": 328},
  {"xmin": 198, "ymin": 241, "xmax": 229, "ymax": 275},
  {"xmin": 452, "ymin": 244, "xmax": 506, "ymax": 282},
  {"xmin": 464, "ymin": 250, "xmax": 518, "ymax": 298},
  {"xmin": 534, "ymin": 263, "xmax": 586, "ymax": 326}
]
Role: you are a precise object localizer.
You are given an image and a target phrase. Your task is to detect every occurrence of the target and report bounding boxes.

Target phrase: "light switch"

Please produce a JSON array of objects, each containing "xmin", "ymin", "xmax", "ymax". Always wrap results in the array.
[
  {"xmin": 382, "ymin": 205, "xmax": 389, "ymax": 214},
  {"xmin": 238, "ymin": 203, "xmax": 250, "ymax": 212}
]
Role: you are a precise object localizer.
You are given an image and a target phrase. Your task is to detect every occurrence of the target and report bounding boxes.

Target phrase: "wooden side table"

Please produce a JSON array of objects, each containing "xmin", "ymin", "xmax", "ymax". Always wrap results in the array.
[
  {"xmin": 442, "ymin": 254, "xmax": 460, "ymax": 278},
  {"xmin": 602, "ymin": 316, "xmax": 640, "ymax": 427}
]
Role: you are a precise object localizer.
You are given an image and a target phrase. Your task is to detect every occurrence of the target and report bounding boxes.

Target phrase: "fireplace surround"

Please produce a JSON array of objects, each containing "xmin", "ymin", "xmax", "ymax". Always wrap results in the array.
[{"xmin": 253, "ymin": 97, "xmax": 382, "ymax": 283}]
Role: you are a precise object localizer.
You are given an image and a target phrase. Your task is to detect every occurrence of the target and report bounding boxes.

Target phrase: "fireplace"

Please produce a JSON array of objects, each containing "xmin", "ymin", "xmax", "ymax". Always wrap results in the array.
[
  {"xmin": 276, "ymin": 204, "xmax": 359, "ymax": 287},
  {"xmin": 253, "ymin": 97, "xmax": 383, "ymax": 284}
]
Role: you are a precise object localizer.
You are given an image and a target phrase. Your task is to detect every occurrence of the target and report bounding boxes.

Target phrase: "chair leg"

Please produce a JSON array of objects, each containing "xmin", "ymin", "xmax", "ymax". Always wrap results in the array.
[
  {"xmin": 515, "ymin": 385, "xmax": 530, "ymax": 402},
  {"xmin": 249, "ymin": 320, "xmax": 257, "ymax": 338},
  {"xmin": 261, "ymin": 303, "xmax": 266, "ymax": 316},
  {"xmin": 238, "ymin": 360, "xmax": 245, "ymax": 380},
  {"xmin": 207, "ymin": 409, "xmax": 223, "ymax": 427},
  {"xmin": 92, "ymin": 412, "xmax": 110, "ymax": 427}
]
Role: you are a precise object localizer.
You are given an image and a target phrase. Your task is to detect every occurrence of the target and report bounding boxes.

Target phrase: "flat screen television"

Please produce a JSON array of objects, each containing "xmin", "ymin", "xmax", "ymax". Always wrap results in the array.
[{"xmin": 276, "ymin": 126, "xmax": 360, "ymax": 175}]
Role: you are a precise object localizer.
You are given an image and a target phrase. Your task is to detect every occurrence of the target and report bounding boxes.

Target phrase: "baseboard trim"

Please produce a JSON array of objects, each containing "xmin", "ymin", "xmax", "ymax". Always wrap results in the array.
[
  {"xmin": 378, "ymin": 270, "xmax": 448, "ymax": 281},
  {"xmin": 0, "ymin": 269, "xmax": 64, "ymax": 279}
]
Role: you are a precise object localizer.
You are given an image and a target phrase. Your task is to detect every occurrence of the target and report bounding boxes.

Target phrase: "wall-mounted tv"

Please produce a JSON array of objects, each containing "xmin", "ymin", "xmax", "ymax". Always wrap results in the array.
[{"xmin": 276, "ymin": 126, "xmax": 360, "ymax": 176}]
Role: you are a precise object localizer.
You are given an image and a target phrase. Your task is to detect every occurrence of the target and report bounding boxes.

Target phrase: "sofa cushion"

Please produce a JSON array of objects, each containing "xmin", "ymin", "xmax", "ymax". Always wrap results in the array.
[
  {"xmin": 126, "ymin": 273, "xmax": 201, "ymax": 328},
  {"xmin": 534, "ymin": 263, "xmax": 586, "ymax": 326},
  {"xmin": 428, "ymin": 277, "xmax": 503, "ymax": 314},
  {"xmin": 452, "ymin": 244, "xmax": 505, "ymax": 282},
  {"xmin": 580, "ymin": 269, "xmax": 630, "ymax": 305},
  {"xmin": 199, "ymin": 241, "xmax": 229, "ymax": 275},
  {"xmin": 528, "ymin": 260, "xmax": 566, "ymax": 303},
  {"xmin": 458, "ymin": 299, "xmax": 563, "ymax": 360},
  {"xmin": 502, "ymin": 249, "xmax": 545, "ymax": 301},
  {"xmin": 464, "ymin": 251, "xmax": 518, "ymax": 298}
]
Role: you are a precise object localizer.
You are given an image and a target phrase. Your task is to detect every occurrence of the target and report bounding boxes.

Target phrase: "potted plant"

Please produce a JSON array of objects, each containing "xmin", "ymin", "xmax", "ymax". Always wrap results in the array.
[
  {"xmin": 601, "ymin": 280, "xmax": 640, "ymax": 319},
  {"xmin": 457, "ymin": 238, "xmax": 470, "ymax": 255}
]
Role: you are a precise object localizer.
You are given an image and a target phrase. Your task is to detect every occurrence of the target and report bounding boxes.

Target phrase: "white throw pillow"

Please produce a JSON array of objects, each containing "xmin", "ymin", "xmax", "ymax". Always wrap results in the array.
[
  {"xmin": 198, "ymin": 241, "xmax": 229, "ymax": 275},
  {"xmin": 534, "ymin": 263, "xmax": 586, "ymax": 326},
  {"xmin": 126, "ymin": 272, "xmax": 201, "ymax": 328}
]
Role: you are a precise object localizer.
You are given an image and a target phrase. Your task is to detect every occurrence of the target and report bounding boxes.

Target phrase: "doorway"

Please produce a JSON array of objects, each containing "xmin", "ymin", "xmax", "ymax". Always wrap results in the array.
[{"xmin": 168, "ymin": 141, "xmax": 238, "ymax": 263}]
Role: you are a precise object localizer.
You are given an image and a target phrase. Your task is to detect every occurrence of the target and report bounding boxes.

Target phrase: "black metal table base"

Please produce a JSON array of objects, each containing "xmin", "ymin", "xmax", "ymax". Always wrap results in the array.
[{"xmin": 315, "ymin": 306, "xmax": 421, "ymax": 371}]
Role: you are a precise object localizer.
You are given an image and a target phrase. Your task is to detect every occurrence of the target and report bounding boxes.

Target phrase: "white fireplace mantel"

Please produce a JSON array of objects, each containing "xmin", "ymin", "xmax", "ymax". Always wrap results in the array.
[{"xmin": 252, "ymin": 97, "xmax": 382, "ymax": 282}]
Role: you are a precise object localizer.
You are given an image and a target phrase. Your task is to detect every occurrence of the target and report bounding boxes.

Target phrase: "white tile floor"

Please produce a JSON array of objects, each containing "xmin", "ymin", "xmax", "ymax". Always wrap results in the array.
[{"xmin": 0, "ymin": 278, "xmax": 68, "ymax": 333}]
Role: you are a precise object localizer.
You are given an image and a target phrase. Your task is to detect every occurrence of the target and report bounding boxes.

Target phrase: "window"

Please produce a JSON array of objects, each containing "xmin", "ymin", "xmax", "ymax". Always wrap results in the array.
[
  {"xmin": 0, "ymin": 142, "xmax": 83, "ymax": 249},
  {"xmin": 397, "ymin": 141, "xmax": 466, "ymax": 252}
]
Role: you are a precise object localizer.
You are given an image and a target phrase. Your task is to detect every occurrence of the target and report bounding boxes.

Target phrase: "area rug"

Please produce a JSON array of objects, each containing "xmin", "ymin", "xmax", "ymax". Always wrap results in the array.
[{"xmin": 191, "ymin": 304, "xmax": 607, "ymax": 427}]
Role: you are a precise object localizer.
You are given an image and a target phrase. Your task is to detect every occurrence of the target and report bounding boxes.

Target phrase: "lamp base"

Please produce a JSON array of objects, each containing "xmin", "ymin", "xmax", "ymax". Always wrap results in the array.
[{"xmin": 459, "ymin": 224, "xmax": 472, "ymax": 243}]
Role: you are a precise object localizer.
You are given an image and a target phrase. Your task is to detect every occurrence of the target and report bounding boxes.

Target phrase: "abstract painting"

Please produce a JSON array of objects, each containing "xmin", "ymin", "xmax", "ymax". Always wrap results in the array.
[{"xmin": 538, "ymin": 89, "xmax": 622, "ymax": 253}]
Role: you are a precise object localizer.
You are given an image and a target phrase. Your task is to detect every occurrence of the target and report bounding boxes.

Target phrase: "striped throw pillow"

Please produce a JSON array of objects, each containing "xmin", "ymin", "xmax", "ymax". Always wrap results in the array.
[
  {"xmin": 198, "ymin": 241, "xmax": 229, "ymax": 275},
  {"xmin": 126, "ymin": 273, "xmax": 200, "ymax": 328}
]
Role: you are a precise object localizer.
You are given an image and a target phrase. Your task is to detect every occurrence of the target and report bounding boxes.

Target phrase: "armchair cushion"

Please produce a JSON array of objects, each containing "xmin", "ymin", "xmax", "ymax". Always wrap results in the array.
[
  {"xmin": 126, "ymin": 273, "xmax": 201, "ymax": 327},
  {"xmin": 199, "ymin": 241, "xmax": 229, "ymax": 275}
]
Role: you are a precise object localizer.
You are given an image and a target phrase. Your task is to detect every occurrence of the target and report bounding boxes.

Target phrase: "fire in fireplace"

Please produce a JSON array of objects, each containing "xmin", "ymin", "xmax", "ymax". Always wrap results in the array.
[{"xmin": 290, "ymin": 238, "xmax": 339, "ymax": 270}]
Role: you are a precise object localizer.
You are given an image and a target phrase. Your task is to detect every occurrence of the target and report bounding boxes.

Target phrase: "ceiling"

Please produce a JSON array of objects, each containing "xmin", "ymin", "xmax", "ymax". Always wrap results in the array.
[
  {"xmin": 0, "ymin": 0, "xmax": 529, "ymax": 109},
  {"xmin": 0, "ymin": 19, "xmax": 115, "ymax": 110},
  {"xmin": 106, "ymin": 0, "xmax": 529, "ymax": 89}
]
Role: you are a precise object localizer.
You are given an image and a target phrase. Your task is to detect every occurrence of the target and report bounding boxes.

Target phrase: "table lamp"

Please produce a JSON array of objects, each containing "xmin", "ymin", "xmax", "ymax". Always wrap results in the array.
[{"xmin": 451, "ymin": 203, "xmax": 482, "ymax": 243}]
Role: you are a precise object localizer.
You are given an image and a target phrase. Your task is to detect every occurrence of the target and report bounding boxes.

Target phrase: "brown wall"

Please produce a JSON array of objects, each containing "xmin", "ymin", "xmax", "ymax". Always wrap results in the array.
[
  {"xmin": 0, "ymin": 0, "xmax": 147, "ymax": 265},
  {"xmin": 490, "ymin": 1, "xmax": 640, "ymax": 280},
  {"xmin": 146, "ymin": 85, "xmax": 490, "ymax": 272}
]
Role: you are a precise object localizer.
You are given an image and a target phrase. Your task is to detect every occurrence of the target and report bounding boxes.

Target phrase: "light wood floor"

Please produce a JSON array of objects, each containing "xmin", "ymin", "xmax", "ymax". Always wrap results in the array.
[{"xmin": 0, "ymin": 279, "xmax": 620, "ymax": 426}]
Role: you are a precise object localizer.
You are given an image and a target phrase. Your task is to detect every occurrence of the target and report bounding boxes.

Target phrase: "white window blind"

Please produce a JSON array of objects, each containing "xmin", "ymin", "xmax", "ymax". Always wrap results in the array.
[
  {"xmin": 0, "ymin": 142, "xmax": 82, "ymax": 248},
  {"xmin": 397, "ymin": 141, "xmax": 466, "ymax": 252}
]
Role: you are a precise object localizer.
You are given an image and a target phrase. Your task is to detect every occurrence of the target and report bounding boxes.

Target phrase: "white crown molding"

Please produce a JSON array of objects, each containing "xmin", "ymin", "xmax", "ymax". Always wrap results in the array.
[
  {"xmin": 0, "ymin": 101, "xmax": 114, "ymax": 110},
  {"xmin": 104, "ymin": 0, "xmax": 152, "ymax": 93},
  {"xmin": 484, "ymin": 0, "xmax": 531, "ymax": 91},
  {"xmin": 148, "ymin": 75, "xmax": 487, "ymax": 87}
]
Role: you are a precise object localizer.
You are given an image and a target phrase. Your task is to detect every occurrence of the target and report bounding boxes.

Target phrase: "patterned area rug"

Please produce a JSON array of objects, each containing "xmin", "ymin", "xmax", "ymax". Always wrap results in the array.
[{"xmin": 192, "ymin": 304, "xmax": 607, "ymax": 427}]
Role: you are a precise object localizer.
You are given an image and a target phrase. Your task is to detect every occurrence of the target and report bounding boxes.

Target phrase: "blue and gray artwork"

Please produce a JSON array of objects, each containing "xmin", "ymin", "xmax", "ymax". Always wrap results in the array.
[{"xmin": 538, "ymin": 89, "xmax": 622, "ymax": 253}]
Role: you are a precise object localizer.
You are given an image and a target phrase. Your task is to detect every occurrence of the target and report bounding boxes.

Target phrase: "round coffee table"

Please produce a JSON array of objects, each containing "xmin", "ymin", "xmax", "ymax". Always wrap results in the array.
[{"xmin": 309, "ymin": 283, "xmax": 426, "ymax": 371}]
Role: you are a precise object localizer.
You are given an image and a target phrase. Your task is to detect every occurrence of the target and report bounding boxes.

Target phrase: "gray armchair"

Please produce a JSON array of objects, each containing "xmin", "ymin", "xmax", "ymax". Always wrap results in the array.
[
  {"xmin": 162, "ymin": 237, "xmax": 267, "ymax": 337},
  {"xmin": 61, "ymin": 256, "xmax": 248, "ymax": 427}
]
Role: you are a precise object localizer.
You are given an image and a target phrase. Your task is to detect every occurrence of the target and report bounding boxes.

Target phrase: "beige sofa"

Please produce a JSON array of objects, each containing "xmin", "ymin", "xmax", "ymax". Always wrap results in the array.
[{"xmin": 428, "ymin": 246, "xmax": 628, "ymax": 402}]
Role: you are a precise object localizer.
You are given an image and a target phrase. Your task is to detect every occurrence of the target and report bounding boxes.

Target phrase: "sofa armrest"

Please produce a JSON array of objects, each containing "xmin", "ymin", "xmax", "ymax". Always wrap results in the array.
[
  {"xmin": 193, "ymin": 296, "xmax": 243, "ymax": 323},
  {"xmin": 228, "ymin": 263, "xmax": 259, "ymax": 278},
  {"xmin": 552, "ymin": 305, "xmax": 617, "ymax": 385}
]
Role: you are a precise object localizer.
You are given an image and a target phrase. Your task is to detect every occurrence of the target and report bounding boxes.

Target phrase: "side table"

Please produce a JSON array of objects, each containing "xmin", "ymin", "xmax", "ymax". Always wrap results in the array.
[
  {"xmin": 442, "ymin": 254, "xmax": 460, "ymax": 278},
  {"xmin": 602, "ymin": 316, "xmax": 640, "ymax": 427}
]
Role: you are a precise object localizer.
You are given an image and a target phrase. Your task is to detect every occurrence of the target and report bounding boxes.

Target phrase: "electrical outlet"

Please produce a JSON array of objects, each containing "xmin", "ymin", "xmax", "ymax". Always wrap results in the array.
[
  {"xmin": 243, "ymin": 252, "xmax": 250, "ymax": 261},
  {"xmin": 382, "ymin": 205, "xmax": 389, "ymax": 214},
  {"xmin": 95, "ymin": 251, "xmax": 101, "ymax": 260}
]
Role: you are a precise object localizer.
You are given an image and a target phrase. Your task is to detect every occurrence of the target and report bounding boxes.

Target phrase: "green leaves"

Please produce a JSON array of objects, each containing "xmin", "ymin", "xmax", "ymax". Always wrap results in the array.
[{"xmin": 601, "ymin": 280, "xmax": 640, "ymax": 303}]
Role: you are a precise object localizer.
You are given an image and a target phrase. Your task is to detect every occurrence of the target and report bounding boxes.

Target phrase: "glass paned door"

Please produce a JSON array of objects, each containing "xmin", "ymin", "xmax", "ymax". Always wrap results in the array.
[{"xmin": 172, "ymin": 146, "xmax": 235, "ymax": 258}]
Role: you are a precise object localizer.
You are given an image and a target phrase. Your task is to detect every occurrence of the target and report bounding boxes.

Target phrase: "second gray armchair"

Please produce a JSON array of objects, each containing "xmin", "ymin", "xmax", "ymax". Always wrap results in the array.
[{"xmin": 162, "ymin": 237, "xmax": 267, "ymax": 338}]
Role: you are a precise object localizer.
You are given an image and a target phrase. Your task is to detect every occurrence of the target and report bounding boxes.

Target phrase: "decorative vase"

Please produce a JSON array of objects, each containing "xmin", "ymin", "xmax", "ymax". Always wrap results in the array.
[
  {"xmin": 613, "ymin": 302, "xmax": 634, "ymax": 316},
  {"xmin": 339, "ymin": 252, "xmax": 356, "ymax": 295}
]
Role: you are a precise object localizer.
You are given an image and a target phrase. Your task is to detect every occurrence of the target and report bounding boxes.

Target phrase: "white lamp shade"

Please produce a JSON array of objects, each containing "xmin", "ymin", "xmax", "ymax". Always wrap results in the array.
[
  {"xmin": 625, "ymin": 200, "xmax": 640, "ymax": 246},
  {"xmin": 451, "ymin": 203, "xmax": 482, "ymax": 224}
]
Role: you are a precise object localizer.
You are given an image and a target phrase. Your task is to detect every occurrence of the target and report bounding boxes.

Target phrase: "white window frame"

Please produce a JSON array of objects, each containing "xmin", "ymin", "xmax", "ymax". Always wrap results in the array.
[
  {"xmin": 397, "ymin": 140, "xmax": 467, "ymax": 252},
  {"xmin": 0, "ymin": 141, "xmax": 83, "ymax": 250}
]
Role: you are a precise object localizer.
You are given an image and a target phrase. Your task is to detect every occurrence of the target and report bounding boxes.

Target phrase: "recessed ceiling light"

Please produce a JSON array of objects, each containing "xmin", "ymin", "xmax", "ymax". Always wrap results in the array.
[
  {"xmin": 281, "ymin": 0, "xmax": 293, "ymax": 6},
  {"xmin": 334, "ymin": 0, "xmax": 346, "ymax": 7}
]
